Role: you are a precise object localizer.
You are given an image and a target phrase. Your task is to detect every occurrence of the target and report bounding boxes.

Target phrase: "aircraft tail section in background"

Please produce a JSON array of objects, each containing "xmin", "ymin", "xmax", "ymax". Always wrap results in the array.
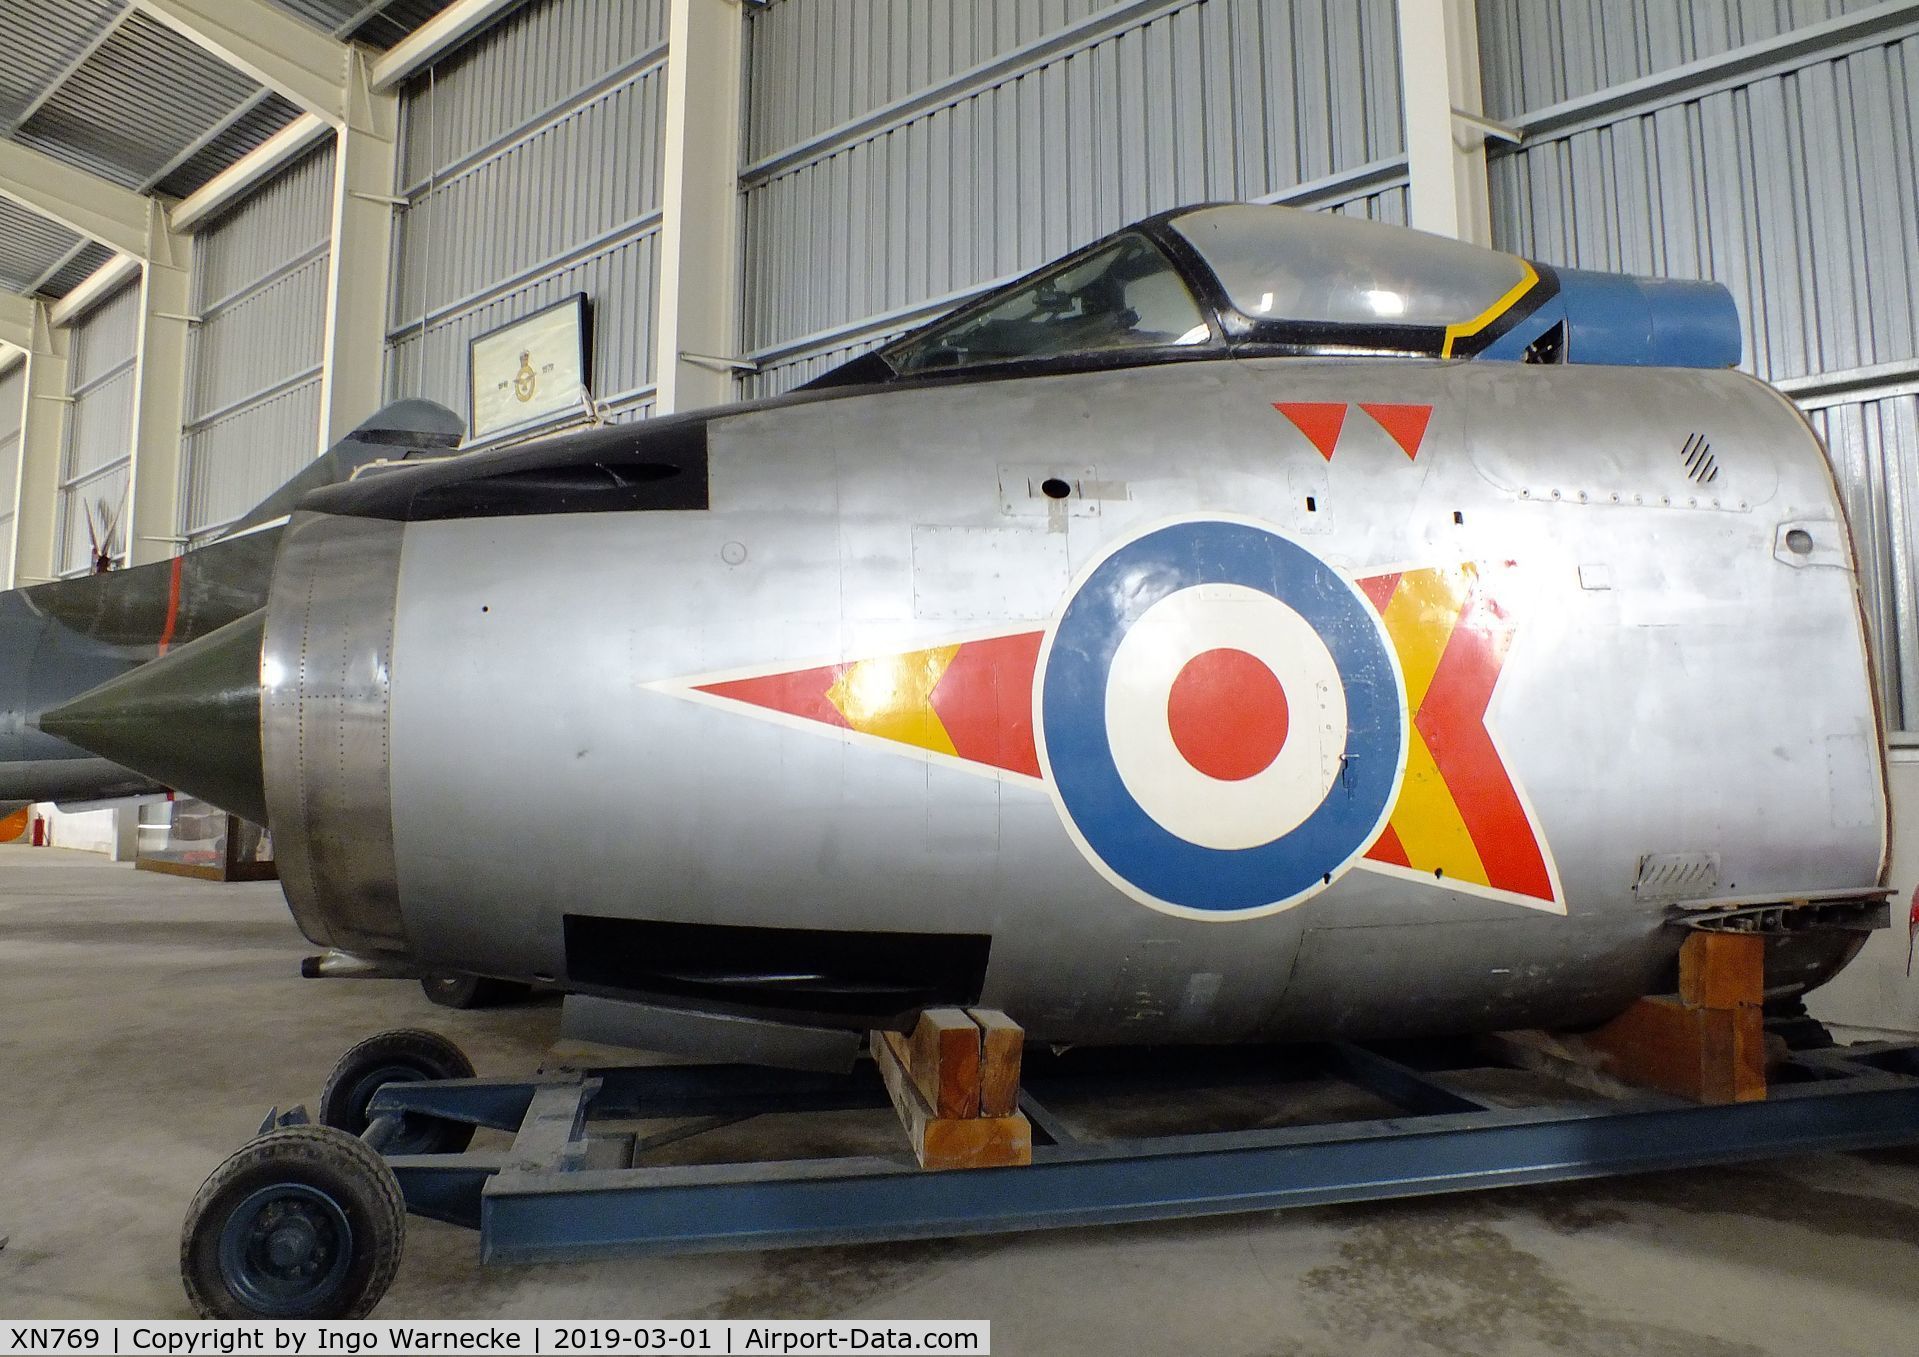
[
  {"xmin": 218, "ymin": 399, "xmax": 466, "ymax": 541},
  {"xmin": 0, "ymin": 400, "xmax": 466, "ymax": 810}
]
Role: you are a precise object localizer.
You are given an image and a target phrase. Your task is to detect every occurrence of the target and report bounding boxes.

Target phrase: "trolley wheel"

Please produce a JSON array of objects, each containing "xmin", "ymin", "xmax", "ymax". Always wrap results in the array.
[
  {"xmin": 181, "ymin": 1125, "xmax": 405, "ymax": 1320},
  {"xmin": 421, "ymin": 972, "xmax": 532, "ymax": 1009},
  {"xmin": 318, "ymin": 1029, "xmax": 476, "ymax": 1155}
]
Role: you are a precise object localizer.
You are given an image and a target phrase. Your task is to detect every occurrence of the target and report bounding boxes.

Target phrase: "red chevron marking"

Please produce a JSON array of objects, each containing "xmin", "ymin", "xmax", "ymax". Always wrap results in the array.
[
  {"xmin": 1274, "ymin": 401, "xmax": 1348, "ymax": 460},
  {"xmin": 1359, "ymin": 403, "xmax": 1433, "ymax": 460},
  {"xmin": 1414, "ymin": 577, "xmax": 1553, "ymax": 900}
]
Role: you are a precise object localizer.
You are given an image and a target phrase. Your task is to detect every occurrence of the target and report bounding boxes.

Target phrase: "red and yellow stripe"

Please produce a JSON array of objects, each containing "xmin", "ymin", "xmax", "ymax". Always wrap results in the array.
[
  {"xmin": 1358, "ymin": 563, "xmax": 1555, "ymax": 903},
  {"xmin": 694, "ymin": 632, "xmax": 1044, "ymax": 778}
]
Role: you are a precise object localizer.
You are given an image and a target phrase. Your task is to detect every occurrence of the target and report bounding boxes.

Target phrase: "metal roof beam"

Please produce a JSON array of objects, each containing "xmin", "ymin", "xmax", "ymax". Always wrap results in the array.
[
  {"xmin": 369, "ymin": 0, "xmax": 531, "ymax": 91},
  {"xmin": 0, "ymin": 139, "xmax": 155, "ymax": 259},
  {"xmin": 130, "ymin": 0, "xmax": 352, "ymax": 126},
  {"xmin": 0, "ymin": 292, "xmax": 34, "ymax": 352},
  {"xmin": 47, "ymin": 253, "xmax": 143, "ymax": 329},
  {"xmin": 169, "ymin": 113, "xmax": 334, "ymax": 233}
]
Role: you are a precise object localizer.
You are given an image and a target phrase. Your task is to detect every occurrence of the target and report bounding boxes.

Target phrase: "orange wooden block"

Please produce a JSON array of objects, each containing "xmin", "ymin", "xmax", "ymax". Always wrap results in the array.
[
  {"xmin": 1583, "ymin": 994, "xmax": 1766, "ymax": 1104},
  {"xmin": 1677, "ymin": 931, "xmax": 1765, "ymax": 1010},
  {"xmin": 880, "ymin": 1008, "xmax": 982, "ymax": 1119},
  {"xmin": 969, "ymin": 1008, "xmax": 1024, "ymax": 1118},
  {"xmin": 874, "ymin": 1025, "xmax": 1032, "ymax": 1170}
]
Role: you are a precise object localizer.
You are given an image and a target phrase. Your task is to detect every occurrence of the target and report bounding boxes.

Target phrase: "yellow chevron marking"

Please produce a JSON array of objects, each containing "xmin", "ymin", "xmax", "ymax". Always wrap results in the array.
[
  {"xmin": 1376, "ymin": 566, "xmax": 1488, "ymax": 886},
  {"xmin": 1442, "ymin": 259, "xmax": 1539, "ymax": 358},
  {"xmin": 826, "ymin": 644, "xmax": 961, "ymax": 756},
  {"xmin": 1392, "ymin": 728, "xmax": 1492, "ymax": 887},
  {"xmin": 1379, "ymin": 566, "xmax": 1468, "ymax": 712}
]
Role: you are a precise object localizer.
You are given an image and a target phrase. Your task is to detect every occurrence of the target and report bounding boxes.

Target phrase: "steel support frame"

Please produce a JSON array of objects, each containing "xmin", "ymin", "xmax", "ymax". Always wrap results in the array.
[
  {"xmin": 1397, "ymin": 0, "xmax": 1494, "ymax": 245},
  {"xmin": 363, "ymin": 1040, "xmax": 1919, "ymax": 1267},
  {"xmin": 652, "ymin": 0, "xmax": 745, "ymax": 415}
]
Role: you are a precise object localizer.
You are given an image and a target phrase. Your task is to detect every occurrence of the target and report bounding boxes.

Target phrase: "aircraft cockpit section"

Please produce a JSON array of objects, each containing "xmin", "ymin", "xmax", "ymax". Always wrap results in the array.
[
  {"xmin": 885, "ymin": 232, "xmax": 1214, "ymax": 374},
  {"xmin": 1165, "ymin": 203, "xmax": 1543, "ymax": 357},
  {"xmin": 810, "ymin": 201, "xmax": 1743, "ymax": 389}
]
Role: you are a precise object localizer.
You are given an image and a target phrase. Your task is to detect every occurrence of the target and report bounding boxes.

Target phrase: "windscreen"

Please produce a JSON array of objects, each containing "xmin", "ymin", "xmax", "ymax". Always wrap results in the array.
[{"xmin": 886, "ymin": 233, "xmax": 1211, "ymax": 374}]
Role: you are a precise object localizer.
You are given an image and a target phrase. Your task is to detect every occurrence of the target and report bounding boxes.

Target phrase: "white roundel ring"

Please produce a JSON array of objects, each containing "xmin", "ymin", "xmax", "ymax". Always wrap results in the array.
[
  {"xmin": 1104, "ymin": 584, "xmax": 1347, "ymax": 850},
  {"xmin": 1035, "ymin": 517, "xmax": 1407, "ymax": 917}
]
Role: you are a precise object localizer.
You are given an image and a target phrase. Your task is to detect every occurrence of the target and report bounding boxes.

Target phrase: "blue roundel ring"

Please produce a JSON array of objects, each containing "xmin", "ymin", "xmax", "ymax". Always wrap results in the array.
[{"xmin": 1038, "ymin": 518, "xmax": 1406, "ymax": 915}]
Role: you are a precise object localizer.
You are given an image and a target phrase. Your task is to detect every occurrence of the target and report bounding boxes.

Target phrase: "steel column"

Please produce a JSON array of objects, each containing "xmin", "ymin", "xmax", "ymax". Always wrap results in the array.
[
  {"xmin": 652, "ymin": 0, "xmax": 745, "ymax": 415},
  {"xmin": 124, "ymin": 209, "xmax": 192, "ymax": 568},
  {"xmin": 317, "ymin": 54, "xmax": 400, "ymax": 452},
  {"xmin": 10, "ymin": 303, "xmax": 69, "ymax": 587},
  {"xmin": 1397, "ymin": 0, "xmax": 1493, "ymax": 245}
]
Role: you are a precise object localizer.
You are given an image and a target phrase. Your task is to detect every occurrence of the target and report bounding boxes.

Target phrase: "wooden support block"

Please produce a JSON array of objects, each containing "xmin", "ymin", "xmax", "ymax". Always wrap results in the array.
[
  {"xmin": 879, "ymin": 1007, "xmax": 981, "ymax": 1119},
  {"xmin": 1580, "ymin": 995, "xmax": 1767, "ymax": 1104},
  {"xmin": 1677, "ymin": 930, "xmax": 1765, "ymax": 1010},
  {"xmin": 969, "ymin": 1008, "xmax": 1024, "ymax": 1118},
  {"xmin": 873, "ymin": 1026, "xmax": 1032, "ymax": 1170}
]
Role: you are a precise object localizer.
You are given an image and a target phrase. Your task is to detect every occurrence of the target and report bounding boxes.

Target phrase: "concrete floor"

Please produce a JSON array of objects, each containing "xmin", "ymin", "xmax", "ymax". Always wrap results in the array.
[{"xmin": 4, "ymin": 844, "xmax": 1919, "ymax": 1354}]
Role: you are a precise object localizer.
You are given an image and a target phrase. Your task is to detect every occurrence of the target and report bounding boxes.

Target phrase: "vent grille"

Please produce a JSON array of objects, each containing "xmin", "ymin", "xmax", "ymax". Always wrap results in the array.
[
  {"xmin": 1633, "ymin": 852, "xmax": 1720, "ymax": 903},
  {"xmin": 1680, "ymin": 433, "xmax": 1718, "ymax": 484}
]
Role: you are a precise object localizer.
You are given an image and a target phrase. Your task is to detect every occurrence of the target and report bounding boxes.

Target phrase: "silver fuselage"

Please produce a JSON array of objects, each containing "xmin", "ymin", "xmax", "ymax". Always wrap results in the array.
[{"xmin": 266, "ymin": 357, "xmax": 1886, "ymax": 1044}]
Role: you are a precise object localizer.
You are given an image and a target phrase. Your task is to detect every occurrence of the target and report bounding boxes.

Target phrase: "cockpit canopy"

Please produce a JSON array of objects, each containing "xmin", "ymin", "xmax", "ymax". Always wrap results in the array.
[{"xmin": 808, "ymin": 203, "xmax": 1740, "ymax": 388}]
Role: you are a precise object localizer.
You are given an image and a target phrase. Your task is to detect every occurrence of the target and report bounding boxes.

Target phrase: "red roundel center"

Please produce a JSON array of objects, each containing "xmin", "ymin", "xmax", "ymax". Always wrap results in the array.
[{"xmin": 1166, "ymin": 648, "xmax": 1290, "ymax": 781}]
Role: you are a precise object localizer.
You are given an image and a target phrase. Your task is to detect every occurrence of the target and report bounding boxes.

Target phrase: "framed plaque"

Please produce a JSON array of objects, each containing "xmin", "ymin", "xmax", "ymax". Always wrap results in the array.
[{"xmin": 468, "ymin": 293, "xmax": 591, "ymax": 440}]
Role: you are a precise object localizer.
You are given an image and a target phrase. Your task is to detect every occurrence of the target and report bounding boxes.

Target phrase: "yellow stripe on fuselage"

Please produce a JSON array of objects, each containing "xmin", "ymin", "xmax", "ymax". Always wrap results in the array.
[
  {"xmin": 1376, "ymin": 567, "xmax": 1490, "ymax": 886},
  {"xmin": 1441, "ymin": 260, "xmax": 1539, "ymax": 358},
  {"xmin": 1379, "ymin": 567, "xmax": 1468, "ymax": 710},
  {"xmin": 1392, "ymin": 732, "xmax": 1492, "ymax": 887},
  {"xmin": 826, "ymin": 644, "xmax": 962, "ymax": 756}
]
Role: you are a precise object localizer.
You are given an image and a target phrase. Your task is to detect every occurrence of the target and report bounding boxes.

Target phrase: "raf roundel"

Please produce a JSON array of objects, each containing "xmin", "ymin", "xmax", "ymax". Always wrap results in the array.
[{"xmin": 1035, "ymin": 518, "xmax": 1407, "ymax": 917}]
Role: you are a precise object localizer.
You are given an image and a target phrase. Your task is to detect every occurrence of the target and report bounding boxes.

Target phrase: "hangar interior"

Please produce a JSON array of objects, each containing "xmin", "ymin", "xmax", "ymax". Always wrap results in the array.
[{"xmin": 3, "ymin": 0, "xmax": 1919, "ymax": 1341}]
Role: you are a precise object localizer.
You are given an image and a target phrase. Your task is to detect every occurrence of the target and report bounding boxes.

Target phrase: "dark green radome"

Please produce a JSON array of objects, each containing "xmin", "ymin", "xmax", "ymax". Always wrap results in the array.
[{"xmin": 37, "ymin": 609, "xmax": 267, "ymax": 826}]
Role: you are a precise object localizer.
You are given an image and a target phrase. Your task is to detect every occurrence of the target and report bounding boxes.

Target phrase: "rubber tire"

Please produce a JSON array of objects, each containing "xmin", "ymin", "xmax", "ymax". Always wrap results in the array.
[
  {"xmin": 421, "ymin": 972, "xmax": 533, "ymax": 1009},
  {"xmin": 318, "ymin": 1029, "xmax": 476, "ymax": 1154},
  {"xmin": 181, "ymin": 1125, "xmax": 405, "ymax": 1320}
]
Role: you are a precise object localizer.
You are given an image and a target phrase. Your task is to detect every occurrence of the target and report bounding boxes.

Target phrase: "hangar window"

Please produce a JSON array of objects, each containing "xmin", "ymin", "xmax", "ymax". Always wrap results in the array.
[{"xmin": 886, "ymin": 234, "xmax": 1211, "ymax": 374}]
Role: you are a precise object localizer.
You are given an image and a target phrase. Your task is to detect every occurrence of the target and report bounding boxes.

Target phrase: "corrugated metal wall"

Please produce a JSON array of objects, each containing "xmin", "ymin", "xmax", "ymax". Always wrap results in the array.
[
  {"xmin": 1478, "ymin": 1, "xmax": 1919, "ymax": 725},
  {"xmin": 181, "ymin": 142, "xmax": 335, "ymax": 542},
  {"xmin": 738, "ymin": 0, "xmax": 1407, "ymax": 397},
  {"xmin": 385, "ymin": 0, "xmax": 671, "ymax": 435},
  {"xmin": 58, "ymin": 281, "xmax": 140, "ymax": 578},
  {"xmin": 0, "ymin": 360, "xmax": 22, "ymax": 587}
]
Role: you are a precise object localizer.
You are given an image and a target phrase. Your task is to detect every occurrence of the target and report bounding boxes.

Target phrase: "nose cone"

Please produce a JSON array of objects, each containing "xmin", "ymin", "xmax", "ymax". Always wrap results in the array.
[{"xmin": 37, "ymin": 610, "xmax": 267, "ymax": 825}]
